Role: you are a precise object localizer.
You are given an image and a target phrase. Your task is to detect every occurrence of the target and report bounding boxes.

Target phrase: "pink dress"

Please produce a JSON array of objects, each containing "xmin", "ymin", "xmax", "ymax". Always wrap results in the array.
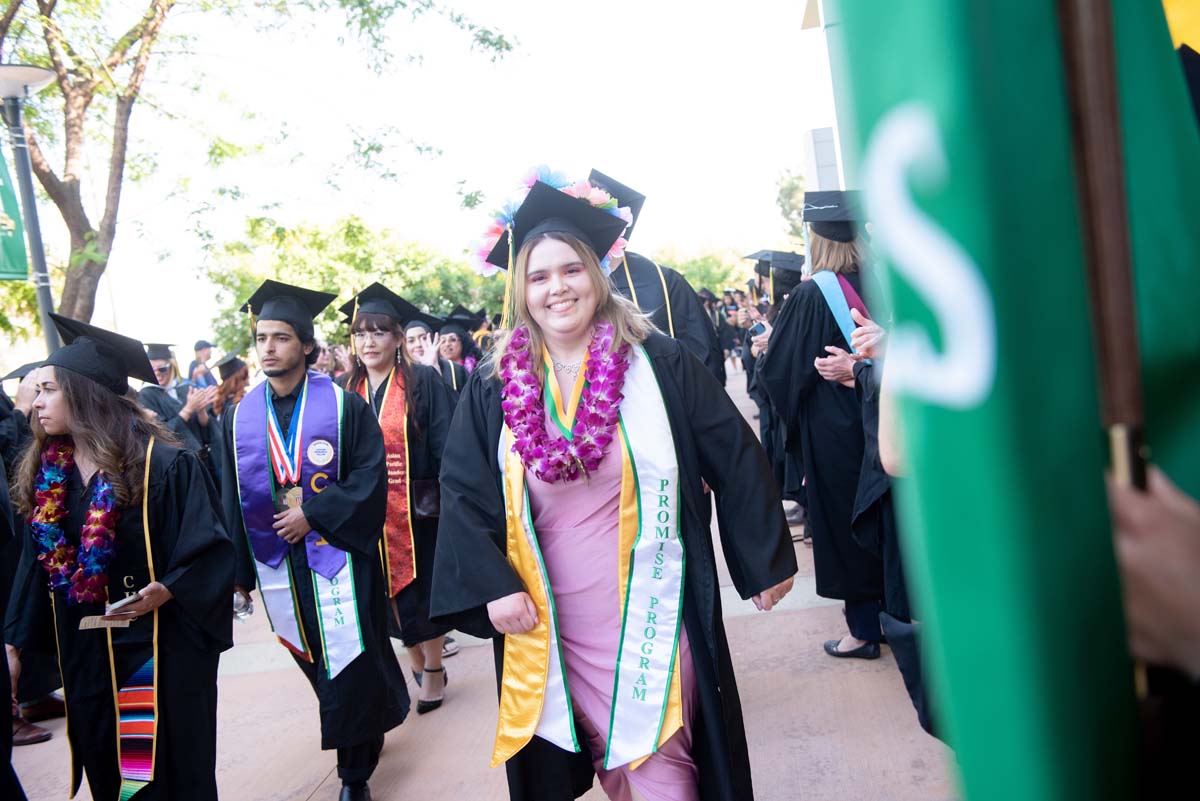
[{"xmin": 526, "ymin": 410, "xmax": 699, "ymax": 801}]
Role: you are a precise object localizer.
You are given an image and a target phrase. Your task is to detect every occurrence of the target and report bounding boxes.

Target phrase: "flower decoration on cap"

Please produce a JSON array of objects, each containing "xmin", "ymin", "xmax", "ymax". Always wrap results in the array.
[{"xmin": 471, "ymin": 165, "xmax": 633, "ymax": 277}]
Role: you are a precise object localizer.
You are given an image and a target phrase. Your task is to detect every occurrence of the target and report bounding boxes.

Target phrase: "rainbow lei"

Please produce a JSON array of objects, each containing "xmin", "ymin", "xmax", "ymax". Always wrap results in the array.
[
  {"xmin": 499, "ymin": 322, "xmax": 630, "ymax": 483},
  {"xmin": 30, "ymin": 437, "xmax": 121, "ymax": 605},
  {"xmin": 471, "ymin": 165, "xmax": 634, "ymax": 277}
]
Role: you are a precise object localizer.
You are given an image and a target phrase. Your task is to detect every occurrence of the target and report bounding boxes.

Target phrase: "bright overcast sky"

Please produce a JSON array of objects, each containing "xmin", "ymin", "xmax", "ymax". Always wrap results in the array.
[{"xmin": 12, "ymin": 0, "xmax": 836, "ymax": 363}]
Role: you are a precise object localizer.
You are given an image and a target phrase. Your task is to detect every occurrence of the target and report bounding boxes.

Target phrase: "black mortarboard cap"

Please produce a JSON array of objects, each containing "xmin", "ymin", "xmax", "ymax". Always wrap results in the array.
[
  {"xmin": 697, "ymin": 287, "xmax": 717, "ymax": 302},
  {"xmin": 241, "ymin": 279, "xmax": 336, "ymax": 342},
  {"xmin": 43, "ymin": 313, "xmax": 157, "ymax": 395},
  {"xmin": 588, "ymin": 169, "xmax": 646, "ymax": 242},
  {"xmin": 486, "ymin": 181, "xmax": 629, "ymax": 270},
  {"xmin": 447, "ymin": 305, "xmax": 484, "ymax": 326},
  {"xmin": 2, "ymin": 361, "xmax": 42, "ymax": 382},
  {"xmin": 803, "ymin": 190, "xmax": 864, "ymax": 243},
  {"xmin": 145, "ymin": 343, "xmax": 174, "ymax": 362},
  {"xmin": 746, "ymin": 250, "xmax": 806, "ymax": 277},
  {"xmin": 215, "ymin": 353, "xmax": 248, "ymax": 382},
  {"xmin": 338, "ymin": 282, "xmax": 431, "ymax": 328}
]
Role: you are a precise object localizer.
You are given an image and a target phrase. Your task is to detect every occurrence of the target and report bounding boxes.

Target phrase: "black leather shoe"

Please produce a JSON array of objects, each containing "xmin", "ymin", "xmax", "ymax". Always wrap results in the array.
[
  {"xmin": 823, "ymin": 639, "xmax": 881, "ymax": 660},
  {"xmin": 339, "ymin": 782, "xmax": 371, "ymax": 801}
]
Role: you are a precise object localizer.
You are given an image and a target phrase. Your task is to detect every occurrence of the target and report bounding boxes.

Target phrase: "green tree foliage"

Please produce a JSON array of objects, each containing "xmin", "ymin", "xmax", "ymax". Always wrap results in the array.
[
  {"xmin": 0, "ymin": 0, "xmax": 511, "ymax": 330},
  {"xmin": 206, "ymin": 216, "xmax": 504, "ymax": 356},
  {"xmin": 656, "ymin": 251, "xmax": 743, "ymax": 296},
  {"xmin": 776, "ymin": 168, "xmax": 807, "ymax": 250}
]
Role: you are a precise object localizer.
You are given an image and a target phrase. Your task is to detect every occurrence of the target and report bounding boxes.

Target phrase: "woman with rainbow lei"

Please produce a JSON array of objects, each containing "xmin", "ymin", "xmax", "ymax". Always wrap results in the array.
[
  {"xmin": 6, "ymin": 314, "xmax": 233, "ymax": 801},
  {"xmin": 431, "ymin": 169, "xmax": 798, "ymax": 801}
]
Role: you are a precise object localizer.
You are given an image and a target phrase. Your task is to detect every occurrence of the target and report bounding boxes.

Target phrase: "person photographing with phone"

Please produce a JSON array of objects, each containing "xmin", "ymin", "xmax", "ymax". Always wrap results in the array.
[{"xmin": 5, "ymin": 314, "xmax": 234, "ymax": 801}]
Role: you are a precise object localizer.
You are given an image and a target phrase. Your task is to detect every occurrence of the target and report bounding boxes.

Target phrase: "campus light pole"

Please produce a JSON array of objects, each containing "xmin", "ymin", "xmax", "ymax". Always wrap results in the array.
[{"xmin": 0, "ymin": 64, "xmax": 60, "ymax": 353}]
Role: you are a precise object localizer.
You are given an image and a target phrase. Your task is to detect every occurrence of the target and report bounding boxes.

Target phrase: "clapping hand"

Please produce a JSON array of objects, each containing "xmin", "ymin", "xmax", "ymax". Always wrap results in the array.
[{"xmin": 332, "ymin": 345, "xmax": 351, "ymax": 374}]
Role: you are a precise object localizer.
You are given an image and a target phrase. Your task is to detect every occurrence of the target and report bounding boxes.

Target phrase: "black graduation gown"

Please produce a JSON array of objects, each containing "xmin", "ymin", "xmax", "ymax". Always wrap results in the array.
[
  {"xmin": 430, "ymin": 332, "xmax": 797, "ymax": 801},
  {"xmin": 0, "ymin": 454, "xmax": 27, "ymax": 801},
  {"xmin": 138, "ymin": 385, "xmax": 215, "ymax": 476},
  {"xmin": 610, "ymin": 253, "xmax": 726, "ymax": 381},
  {"xmin": 220, "ymin": 385, "xmax": 409, "ymax": 750},
  {"xmin": 361, "ymin": 366, "xmax": 454, "ymax": 644},
  {"xmin": 6, "ymin": 442, "xmax": 233, "ymax": 801},
  {"xmin": 438, "ymin": 358, "xmax": 470, "ymax": 401},
  {"xmin": 759, "ymin": 274, "xmax": 883, "ymax": 601},
  {"xmin": 851, "ymin": 361, "xmax": 910, "ymax": 621}
]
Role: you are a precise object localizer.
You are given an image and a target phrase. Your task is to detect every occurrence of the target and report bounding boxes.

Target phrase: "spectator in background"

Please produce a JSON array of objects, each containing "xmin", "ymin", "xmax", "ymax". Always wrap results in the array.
[
  {"xmin": 187, "ymin": 340, "xmax": 218, "ymax": 388},
  {"xmin": 140, "ymin": 344, "xmax": 218, "ymax": 481},
  {"xmin": 313, "ymin": 340, "xmax": 336, "ymax": 378}
]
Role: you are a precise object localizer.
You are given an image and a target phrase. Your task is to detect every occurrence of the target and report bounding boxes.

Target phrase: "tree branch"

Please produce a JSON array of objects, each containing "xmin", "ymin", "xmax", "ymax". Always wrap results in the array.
[
  {"xmin": 0, "ymin": 0, "xmax": 23, "ymax": 57},
  {"xmin": 98, "ymin": 0, "xmax": 175, "ymax": 254}
]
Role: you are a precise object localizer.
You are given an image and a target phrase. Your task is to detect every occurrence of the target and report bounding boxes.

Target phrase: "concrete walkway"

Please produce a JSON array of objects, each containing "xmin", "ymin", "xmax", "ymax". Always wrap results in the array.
[{"xmin": 12, "ymin": 369, "xmax": 959, "ymax": 801}]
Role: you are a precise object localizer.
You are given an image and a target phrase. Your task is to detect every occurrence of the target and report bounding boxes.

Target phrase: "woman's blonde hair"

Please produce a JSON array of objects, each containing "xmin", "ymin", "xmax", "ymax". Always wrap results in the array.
[
  {"xmin": 485, "ymin": 232, "xmax": 654, "ymax": 379},
  {"xmin": 808, "ymin": 230, "xmax": 869, "ymax": 275}
]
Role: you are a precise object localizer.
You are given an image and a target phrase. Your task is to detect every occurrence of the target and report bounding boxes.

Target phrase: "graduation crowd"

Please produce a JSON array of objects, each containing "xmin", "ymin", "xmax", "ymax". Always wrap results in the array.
[{"xmin": 1, "ymin": 163, "xmax": 1195, "ymax": 801}]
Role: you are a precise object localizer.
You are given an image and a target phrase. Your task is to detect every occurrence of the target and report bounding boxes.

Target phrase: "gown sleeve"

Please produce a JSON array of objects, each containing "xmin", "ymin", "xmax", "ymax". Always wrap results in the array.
[
  {"xmin": 417, "ymin": 365, "xmax": 453, "ymax": 464},
  {"xmin": 664, "ymin": 267, "xmax": 726, "ymax": 381},
  {"xmin": 154, "ymin": 447, "xmax": 235, "ymax": 652},
  {"xmin": 219, "ymin": 407, "xmax": 257, "ymax": 590},
  {"xmin": 673, "ymin": 343, "xmax": 798, "ymax": 598},
  {"xmin": 139, "ymin": 387, "xmax": 202, "ymax": 452},
  {"xmin": 758, "ymin": 283, "xmax": 830, "ymax": 431},
  {"xmin": 300, "ymin": 390, "xmax": 388, "ymax": 558},
  {"xmin": 430, "ymin": 372, "xmax": 526, "ymax": 638}
]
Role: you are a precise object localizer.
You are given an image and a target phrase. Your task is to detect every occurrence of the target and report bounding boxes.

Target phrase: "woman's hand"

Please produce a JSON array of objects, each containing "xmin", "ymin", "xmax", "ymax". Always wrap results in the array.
[
  {"xmin": 415, "ymin": 333, "xmax": 441, "ymax": 367},
  {"xmin": 849, "ymin": 308, "xmax": 886, "ymax": 360},
  {"xmin": 332, "ymin": 344, "xmax": 351, "ymax": 374},
  {"xmin": 103, "ymin": 581, "xmax": 174, "ymax": 620},
  {"xmin": 14, "ymin": 372, "xmax": 37, "ymax": 415},
  {"xmin": 753, "ymin": 577, "xmax": 794, "ymax": 611},
  {"xmin": 488, "ymin": 591, "xmax": 538, "ymax": 635}
]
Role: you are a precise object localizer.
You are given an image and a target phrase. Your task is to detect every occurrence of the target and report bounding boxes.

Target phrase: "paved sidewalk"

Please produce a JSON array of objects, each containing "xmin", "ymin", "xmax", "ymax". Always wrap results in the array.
[{"xmin": 13, "ymin": 371, "xmax": 959, "ymax": 801}]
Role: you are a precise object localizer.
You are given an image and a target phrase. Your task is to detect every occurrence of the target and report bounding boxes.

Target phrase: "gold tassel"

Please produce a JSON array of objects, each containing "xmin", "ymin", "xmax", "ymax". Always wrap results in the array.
[
  {"xmin": 501, "ymin": 223, "xmax": 515, "ymax": 330},
  {"xmin": 349, "ymin": 296, "xmax": 360, "ymax": 359}
]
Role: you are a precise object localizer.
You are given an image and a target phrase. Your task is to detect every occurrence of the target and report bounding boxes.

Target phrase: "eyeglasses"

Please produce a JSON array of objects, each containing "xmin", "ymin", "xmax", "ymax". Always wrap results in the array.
[
  {"xmin": 154, "ymin": 365, "xmax": 171, "ymax": 374},
  {"xmin": 352, "ymin": 331, "xmax": 393, "ymax": 343}
]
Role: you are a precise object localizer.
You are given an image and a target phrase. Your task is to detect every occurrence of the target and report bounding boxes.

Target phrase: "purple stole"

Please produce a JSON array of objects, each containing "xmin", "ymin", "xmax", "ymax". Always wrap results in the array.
[{"xmin": 233, "ymin": 370, "xmax": 344, "ymax": 578}]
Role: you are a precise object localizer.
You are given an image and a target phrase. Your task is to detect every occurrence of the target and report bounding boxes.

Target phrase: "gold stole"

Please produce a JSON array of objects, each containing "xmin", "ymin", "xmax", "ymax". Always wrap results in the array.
[
  {"xmin": 491, "ymin": 354, "xmax": 683, "ymax": 768},
  {"xmin": 355, "ymin": 370, "xmax": 416, "ymax": 596}
]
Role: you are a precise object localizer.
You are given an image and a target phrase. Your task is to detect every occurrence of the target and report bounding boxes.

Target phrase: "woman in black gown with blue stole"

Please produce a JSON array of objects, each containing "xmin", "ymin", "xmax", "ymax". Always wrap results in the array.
[{"xmin": 6, "ymin": 314, "xmax": 233, "ymax": 801}]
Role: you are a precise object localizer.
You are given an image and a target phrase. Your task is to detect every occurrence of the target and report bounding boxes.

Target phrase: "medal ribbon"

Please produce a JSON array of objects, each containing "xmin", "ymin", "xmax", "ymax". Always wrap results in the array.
[{"xmin": 266, "ymin": 378, "xmax": 307, "ymax": 486}]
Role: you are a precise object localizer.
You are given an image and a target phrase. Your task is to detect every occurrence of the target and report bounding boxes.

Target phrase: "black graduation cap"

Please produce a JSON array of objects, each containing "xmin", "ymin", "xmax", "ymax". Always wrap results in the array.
[
  {"xmin": 2, "ymin": 361, "xmax": 42, "ymax": 382},
  {"xmin": 144, "ymin": 343, "xmax": 175, "ymax": 362},
  {"xmin": 486, "ymin": 181, "xmax": 629, "ymax": 270},
  {"xmin": 697, "ymin": 287, "xmax": 718, "ymax": 302},
  {"xmin": 588, "ymin": 169, "xmax": 646, "ymax": 243},
  {"xmin": 241, "ymin": 279, "xmax": 336, "ymax": 342},
  {"xmin": 745, "ymin": 250, "xmax": 805, "ymax": 276},
  {"xmin": 42, "ymin": 313, "xmax": 158, "ymax": 395},
  {"xmin": 338, "ymin": 282, "xmax": 428, "ymax": 327},
  {"xmin": 214, "ymin": 353, "xmax": 248, "ymax": 382},
  {"xmin": 447, "ymin": 305, "xmax": 484, "ymax": 327},
  {"xmin": 802, "ymin": 190, "xmax": 864, "ymax": 243}
]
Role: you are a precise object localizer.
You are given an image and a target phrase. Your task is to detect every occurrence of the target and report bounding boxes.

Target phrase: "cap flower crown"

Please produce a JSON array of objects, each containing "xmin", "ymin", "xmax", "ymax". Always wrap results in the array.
[{"xmin": 471, "ymin": 165, "xmax": 634, "ymax": 277}]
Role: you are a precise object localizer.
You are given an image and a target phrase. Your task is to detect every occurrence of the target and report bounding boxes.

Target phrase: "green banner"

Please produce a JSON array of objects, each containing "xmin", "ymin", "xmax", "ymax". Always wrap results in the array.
[
  {"xmin": 830, "ymin": 1, "xmax": 1172, "ymax": 799},
  {"xmin": 0, "ymin": 144, "xmax": 27, "ymax": 281}
]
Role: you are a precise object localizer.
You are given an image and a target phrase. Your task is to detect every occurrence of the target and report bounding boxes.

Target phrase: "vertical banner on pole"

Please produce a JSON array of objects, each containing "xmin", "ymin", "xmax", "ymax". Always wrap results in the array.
[
  {"xmin": 0, "ymin": 142, "xmax": 27, "ymax": 281},
  {"xmin": 832, "ymin": 2, "xmax": 1138, "ymax": 800}
]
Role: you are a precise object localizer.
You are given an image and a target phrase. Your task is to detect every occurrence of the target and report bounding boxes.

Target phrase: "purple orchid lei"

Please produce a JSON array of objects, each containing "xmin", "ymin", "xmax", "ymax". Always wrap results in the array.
[{"xmin": 499, "ymin": 322, "xmax": 631, "ymax": 483}]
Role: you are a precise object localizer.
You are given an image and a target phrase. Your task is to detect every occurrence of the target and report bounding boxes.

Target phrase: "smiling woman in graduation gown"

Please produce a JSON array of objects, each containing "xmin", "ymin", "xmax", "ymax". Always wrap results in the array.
[
  {"xmin": 6, "ymin": 314, "xmax": 233, "ymax": 801},
  {"xmin": 432, "ymin": 177, "xmax": 796, "ymax": 801}
]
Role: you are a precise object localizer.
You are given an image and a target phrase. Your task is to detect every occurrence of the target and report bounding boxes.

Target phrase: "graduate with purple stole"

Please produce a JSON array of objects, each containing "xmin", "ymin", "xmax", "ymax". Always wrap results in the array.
[{"xmin": 219, "ymin": 280, "xmax": 407, "ymax": 801}]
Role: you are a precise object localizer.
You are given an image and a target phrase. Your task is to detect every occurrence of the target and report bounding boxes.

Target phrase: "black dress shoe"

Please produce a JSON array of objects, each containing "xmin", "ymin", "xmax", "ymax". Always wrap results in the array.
[
  {"xmin": 416, "ymin": 667, "xmax": 446, "ymax": 714},
  {"xmin": 339, "ymin": 782, "xmax": 371, "ymax": 801},
  {"xmin": 823, "ymin": 639, "xmax": 881, "ymax": 660}
]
